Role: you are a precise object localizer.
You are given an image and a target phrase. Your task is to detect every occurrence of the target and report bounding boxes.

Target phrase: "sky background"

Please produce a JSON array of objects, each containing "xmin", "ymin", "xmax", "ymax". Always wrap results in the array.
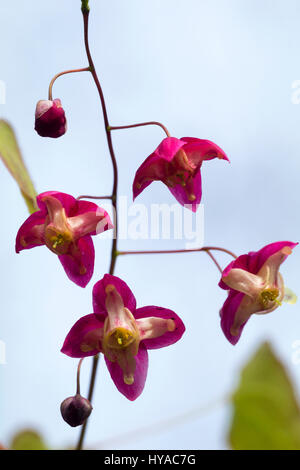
[{"xmin": 1, "ymin": 0, "xmax": 300, "ymax": 450}]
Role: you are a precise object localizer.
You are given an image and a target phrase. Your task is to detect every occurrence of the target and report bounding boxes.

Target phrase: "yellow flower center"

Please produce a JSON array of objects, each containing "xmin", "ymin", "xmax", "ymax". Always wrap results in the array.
[
  {"xmin": 45, "ymin": 227, "xmax": 73, "ymax": 255},
  {"xmin": 52, "ymin": 234, "xmax": 65, "ymax": 249},
  {"xmin": 259, "ymin": 288, "xmax": 280, "ymax": 309},
  {"xmin": 42, "ymin": 195, "xmax": 74, "ymax": 255},
  {"xmin": 105, "ymin": 327, "xmax": 135, "ymax": 350}
]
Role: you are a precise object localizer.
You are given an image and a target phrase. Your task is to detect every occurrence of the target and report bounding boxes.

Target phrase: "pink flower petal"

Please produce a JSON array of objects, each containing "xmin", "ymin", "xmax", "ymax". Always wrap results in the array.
[
  {"xmin": 220, "ymin": 291, "xmax": 245, "ymax": 345},
  {"xmin": 133, "ymin": 137, "xmax": 185, "ymax": 200},
  {"xmin": 61, "ymin": 314, "xmax": 105, "ymax": 358},
  {"xmin": 105, "ymin": 343, "xmax": 148, "ymax": 401},
  {"xmin": 59, "ymin": 235, "xmax": 95, "ymax": 287},
  {"xmin": 132, "ymin": 154, "xmax": 167, "ymax": 199},
  {"xmin": 181, "ymin": 137, "xmax": 229, "ymax": 166},
  {"xmin": 15, "ymin": 211, "xmax": 46, "ymax": 253},
  {"xmin": 68, "ymin": 201, "xmax": 113, "ymax": 238},
  {"xmin": 168, "ymin": 169, "xmax": 202, "ymax": 212},
  {"xmin": 37, "ymin": 191, "xmax": 78, "ymax": 217},
  {"xmin": 93, "ymin": 274, "xmax": 137, "ymax": 315},
  {"xmin": 246, "ymin": 241, "xmax": 298, "ymax": 274},
  {"xmin": 75, "ymin": 200, "xmax": 110, "ymax": 224},
  {"xmin": 219, "ymin": 241, "xmax": 298, "ymax": 290},
  {"xmin": 135, "ymin": 306, "xmax": 185, "ymax": 349},
  {"xmin": 154, "ymin": 137, "xmax": 186, "ymax": 160}
]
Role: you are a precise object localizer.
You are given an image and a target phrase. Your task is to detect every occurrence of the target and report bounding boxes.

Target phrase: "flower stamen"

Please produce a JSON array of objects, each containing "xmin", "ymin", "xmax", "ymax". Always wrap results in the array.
[
  {"xmin": 259, "ymin": 288, "xmax": 279, "ymax": 309},
  {"xmin": 105, "ymin": 327, "xmax": 135, "ymax": 350},
  {"xmin": 52, "ymin": 234, "xmax": 65, "ymax": 249}
]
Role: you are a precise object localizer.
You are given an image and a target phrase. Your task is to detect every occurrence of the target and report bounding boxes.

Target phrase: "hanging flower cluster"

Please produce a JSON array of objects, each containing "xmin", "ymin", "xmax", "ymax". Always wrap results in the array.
[{"xmin": 12, "ymin": 0, "xmax": 297, "ymax": 449}]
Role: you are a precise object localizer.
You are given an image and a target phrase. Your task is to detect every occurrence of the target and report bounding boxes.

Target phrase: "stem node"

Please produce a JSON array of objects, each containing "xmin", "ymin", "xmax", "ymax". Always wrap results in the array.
[{"xmin": 81, "ymin": 0, "xmax": 90, "ymax": 14}]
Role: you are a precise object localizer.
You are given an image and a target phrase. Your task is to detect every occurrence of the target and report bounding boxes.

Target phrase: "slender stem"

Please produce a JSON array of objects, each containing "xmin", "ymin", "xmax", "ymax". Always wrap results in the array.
[
  {"xmin": 109, "ymin": 121, "xmax": 170, "ymax": 138},
  {"xmin": 82, "ymin": 9, "xmax": 119, "ymax": 268},
  {"xmin": 77, "ymin": 195, "xmax": 112, "ymax": 201},
  {"xmin": 76, "ymin": 7, "xmax": 119, "ymax": 451},
  {"xmin": 76, "ymin": 358, "xmax": 84, "ymax": 395},
  {"xmin": 117, "ymin": 246, "xmax": 238, "ymax": 259},
  {"xmin": 76, "ymin": 355, "xmax": 99, "ymax": 451},
  {"xmin": 205, "ymin": 250, "xmax": 223, "ymax": 274},
  {"xmin": 117, "ymin": 246, "xmax": 237, "ymax": 274},
  {"xmin": 48, "ymin": 67, "xmax": 90, "ymax": 100}
]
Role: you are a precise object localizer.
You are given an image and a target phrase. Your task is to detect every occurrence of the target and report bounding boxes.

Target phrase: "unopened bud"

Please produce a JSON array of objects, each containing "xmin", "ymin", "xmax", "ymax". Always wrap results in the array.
[
  {"xmin": 60, "ymin": 394, "xmax": 92, "ymax": 427},
  {"xmin": 34, "ymin": 98, "xmax": 67, "ymax": 138}
]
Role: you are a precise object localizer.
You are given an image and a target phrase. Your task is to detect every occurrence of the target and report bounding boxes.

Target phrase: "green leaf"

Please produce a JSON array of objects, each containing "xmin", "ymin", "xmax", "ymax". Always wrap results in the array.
[
  {"xmin": 229, "ymin": 342, "xmax": 300, "ymax": 450},
  {"xmin": 0, "ymin": 120, "xmax": 38, "ymax": 213},
  {"xmin": 10, "ymin": 429, "xmax": 48, "ymax": 450}
]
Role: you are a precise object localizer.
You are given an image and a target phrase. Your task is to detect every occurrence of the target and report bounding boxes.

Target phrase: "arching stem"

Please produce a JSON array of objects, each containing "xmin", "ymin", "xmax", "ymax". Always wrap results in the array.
[
  {"xmin": 117, "ymin": 246, "xmax": 237, "ymax": 259},
  {"xmin": 117, "ymin": 246, "xmax": 238, "ymax": 274},
  {"xmin": 109, "ymin": 121, "xmax": 170, "ymax": 138},
  {"xmin": 48, "ymin": 67, "xmax": 90, "ymax": 100}
]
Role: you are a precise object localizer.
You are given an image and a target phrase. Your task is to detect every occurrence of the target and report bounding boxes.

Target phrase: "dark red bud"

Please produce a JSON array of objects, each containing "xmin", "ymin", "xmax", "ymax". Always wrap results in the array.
[
  {"xmin": 34, "ymin": 99, "xmax": 67, "ymax": 138},
  {"xmin": 60, "ymin": 394, "xmax": 92, "ymax": 427}
]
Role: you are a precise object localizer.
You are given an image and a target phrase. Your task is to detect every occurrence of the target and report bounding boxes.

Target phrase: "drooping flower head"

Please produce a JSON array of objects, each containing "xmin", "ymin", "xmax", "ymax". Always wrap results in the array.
[
  {"xmin": 60, "ymin": 394, "xmax": 93, "ymax": 428},
  {"xmin": 61, "ymin": 274, "xmax": 185, "ymax": 400},
  {"xmin": 133, "ymin": 136, "xmax": 229, "ymax": 212},
  {"xmin": 219, "ymin": 241, "xmax": 297, "ymax": 345},
  {"xmin": 34, "ymin": 99, "xmax": 67, "ymax": 138},
  {"xmin": 16, "ymin": 191, "xmax": 113, "ymax": 287}
]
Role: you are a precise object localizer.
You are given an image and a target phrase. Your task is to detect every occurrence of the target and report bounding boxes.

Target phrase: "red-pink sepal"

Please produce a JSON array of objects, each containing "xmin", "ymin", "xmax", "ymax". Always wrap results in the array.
[
  {"xmin": 220, "ymin": 291, "xmax": 245, "ymax": 345},
  {"xmin": 105, "ymin": 343, "xmax": 149, "ymax": 401},
  {"xmin": 93, "ymin": 273, "xmax": 137, "ymax": 315},
  {"xmin": 61, "ymin": 314, "xmax": 105, "ymax": 358},
  {"xmin": 58, "ymin": 236, "xmax": 95, "ymax": 288},
  {"xmin": 15, "ymin": 211, "xmax": 46, "ymax": 253}
]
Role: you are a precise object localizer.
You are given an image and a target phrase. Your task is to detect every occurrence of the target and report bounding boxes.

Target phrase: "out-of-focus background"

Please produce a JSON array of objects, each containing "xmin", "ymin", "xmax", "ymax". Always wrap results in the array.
[{"xmin": 1, "ymin": 0, "xmax": 300, "ymax": 449}]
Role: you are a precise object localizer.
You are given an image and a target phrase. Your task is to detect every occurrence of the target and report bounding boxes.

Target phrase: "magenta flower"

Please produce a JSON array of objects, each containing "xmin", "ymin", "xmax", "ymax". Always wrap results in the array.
[
  {"xmin": 219, "ymin": 241, "xmax": 297, "ymax": 345},
  {"xmin": 16, "ymin": 191, "xmax": 113, "ymax": 287},
  {"xmin": 61, "ymin": 274, "xmax": 185, "ymax": 400},
  {"xmin": 34, "ymin": 99, "xmax": 67, "ymax": 138},
  {"xmin": 133, "ymin": 136, "xmax": 229, "ymax": 211}
]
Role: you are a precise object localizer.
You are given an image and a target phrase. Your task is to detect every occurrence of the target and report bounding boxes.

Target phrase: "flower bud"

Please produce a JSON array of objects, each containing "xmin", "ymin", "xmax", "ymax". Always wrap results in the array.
[
  {"xmin": 34, "ymin": 99, "xmax": 67, "ymax": 138},
  {"xmin": 60, "ymin": 394, "xmax": 92, "ymax": 427}
]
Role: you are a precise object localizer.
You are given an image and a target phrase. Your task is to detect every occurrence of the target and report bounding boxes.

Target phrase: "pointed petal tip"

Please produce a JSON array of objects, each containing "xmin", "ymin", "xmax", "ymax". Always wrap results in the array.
[{"xmin": 218, "ymin": 151, "xmax": 230, "ymax": 163}]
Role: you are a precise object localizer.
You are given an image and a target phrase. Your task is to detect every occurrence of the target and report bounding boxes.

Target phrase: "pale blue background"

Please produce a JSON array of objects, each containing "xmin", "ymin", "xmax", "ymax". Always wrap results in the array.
[{"xmin": 0, "ymin": 0, "xmax": 300, "ymax": 450}]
